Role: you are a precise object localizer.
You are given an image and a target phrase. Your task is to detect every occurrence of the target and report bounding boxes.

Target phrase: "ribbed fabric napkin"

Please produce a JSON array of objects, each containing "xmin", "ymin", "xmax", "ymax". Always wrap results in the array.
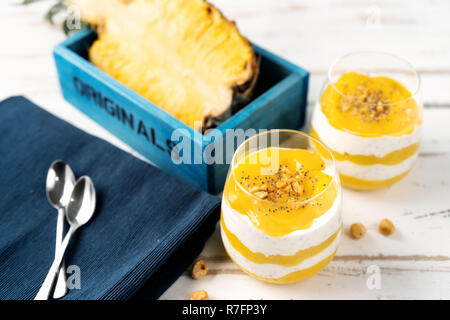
[{"xmin": 0, "ymin": 96, "xmax": 220, "ymax": 300}]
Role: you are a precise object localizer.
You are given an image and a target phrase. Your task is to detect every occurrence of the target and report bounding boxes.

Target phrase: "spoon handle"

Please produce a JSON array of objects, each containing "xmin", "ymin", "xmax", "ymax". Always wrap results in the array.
[
  {"xmin": 34, "ymin": 227, "xmax": 76, "ymax": 300},
  {"xmin": 53, "ymin": 208, "xmax": 68, "ymax": 299}
]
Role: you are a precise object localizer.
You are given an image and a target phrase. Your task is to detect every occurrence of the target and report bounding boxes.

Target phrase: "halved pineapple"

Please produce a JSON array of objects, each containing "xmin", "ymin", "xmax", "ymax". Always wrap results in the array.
[{"xmin": 70, "ymin": 0, "xmax": 258, "ymax": 131}]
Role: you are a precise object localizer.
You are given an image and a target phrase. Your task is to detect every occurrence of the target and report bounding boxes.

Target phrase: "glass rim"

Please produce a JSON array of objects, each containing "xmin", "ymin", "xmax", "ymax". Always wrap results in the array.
[
  {"xmin": 230, "ymin": 129, "xmax": 338, "ymax": 207},
  {"xmin": 327, "ymin": 51, "xmax": 422, "ymax": 107}
]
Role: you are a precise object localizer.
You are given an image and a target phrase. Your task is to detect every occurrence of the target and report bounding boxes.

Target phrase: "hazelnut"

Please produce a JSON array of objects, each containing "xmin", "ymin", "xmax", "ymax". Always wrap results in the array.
[
  {"xmin": 190, "ymin": 290, "xmax": 208, "ymax": 300},
  {"xmin": 350, "ymin": 223, "xmax": 366, "ymax": 239},
  {"xmin": 191, "ymin": 260, "xmax": 208, "ymax": 280},
  {"xmin": 379, "ymin": 218, "xmax": 395, "ymax": 236}
]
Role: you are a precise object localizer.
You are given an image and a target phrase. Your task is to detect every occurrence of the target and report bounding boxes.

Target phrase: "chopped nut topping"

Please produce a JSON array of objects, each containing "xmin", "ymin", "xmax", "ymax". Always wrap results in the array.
[
  {"xmin": 350, "ymin": 223, "xmax": 366, "ymax": 239},
  {"xmin": 191, "ymin": 259, "xmax": 208, "ymax": 280},
  {"xmin": 253, "ymin": 191, "xmax": 268, "ymax": 199},
  {"xmin": 280, "ymin": 185, "xmax": 291, "ymax": 194},
  {"xmin": 379, "ymin": 218, "xmax": 395, "ymax": 236},
  {"xmin": 190, "ymin": 290, "xmax": 208, "ymax": 300},
  {"xmin": 248, "ymin": 165, "xmax": 306, "ymax": 202},
  {"xmin": 249, "ymin": 185, "xmax": 268, "ymax": 193},
  {"xmin": 376, "ymin": 101, "xmax": 384, "ymax": 112},
  {"xmin": 291, "ymin": 181, "xmax": 304, "ymax": 195},
  {"xmin": 340, "ymin": 83, "xmax": 390, "ymax": 122},
  {"xmin": 287, "ymin": 177, "xmax": 297, "ymax": 184},
  {"xmin": 276, "ymin": 180, "xmax": 287, "ymax": 188},
  {"xmin": 280, "ymin": 166, "xmax": 292, "ymax": 174}
]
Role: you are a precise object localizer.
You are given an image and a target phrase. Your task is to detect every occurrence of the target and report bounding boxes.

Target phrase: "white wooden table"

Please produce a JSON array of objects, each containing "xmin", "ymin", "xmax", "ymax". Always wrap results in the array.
[{"xmin": 2, "ymin": 0, "xmax": 450, "ymax": 300}]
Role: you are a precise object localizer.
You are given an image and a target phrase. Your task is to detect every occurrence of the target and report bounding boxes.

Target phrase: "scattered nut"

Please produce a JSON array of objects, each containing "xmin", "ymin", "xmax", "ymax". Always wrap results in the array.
[
  {"xmin": 191, "ymin": 259, "xmax": 208, "ymax": 280},
  {"xmin": 190, "ymin": 290, "xmax": 208, "ymax": 300},
  {"xmin": 379, "ymin": 218, "xmax": 395, "ymax": 236},
  {"xmin": 350, "ymin": 223, "xmax": 366, "ymax": 239}
]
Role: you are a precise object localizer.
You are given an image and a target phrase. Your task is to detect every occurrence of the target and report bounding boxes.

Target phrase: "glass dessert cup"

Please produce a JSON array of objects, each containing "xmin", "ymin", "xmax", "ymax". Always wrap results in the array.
[
  {"xmin": 221, "ymin": 130, "xmax": 342, "ymax": 284},
  {"xmin": 311, "ymin": 52, "xmax": 423, "ymax": 190}
]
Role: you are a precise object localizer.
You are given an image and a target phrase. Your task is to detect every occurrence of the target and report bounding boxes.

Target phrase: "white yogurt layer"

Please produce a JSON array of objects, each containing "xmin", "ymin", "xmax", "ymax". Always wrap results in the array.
[
  {"xmin": 337, "ymin": 152, "xmax": 418, "ymax": 180},
  {"xmin": 221, "ymin": 187, "xmax": 342, "ymax": 257},
  {"xmin": 222, "ymin": 226, "xmax": 341, "ymax": 279},
  {"xmin": 311, "ymin": 102, "xmax": 422, "ymax": 158}
]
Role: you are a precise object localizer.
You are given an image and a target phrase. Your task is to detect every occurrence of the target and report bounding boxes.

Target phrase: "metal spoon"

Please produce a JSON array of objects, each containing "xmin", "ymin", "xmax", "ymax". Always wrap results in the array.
[
  {"xmin": 46, "ymin": 160, "xmax": 75, "ymax": 299},
  {"xmin": 35, "ymin": 176, "xmax": 96, "ymax": 300}
]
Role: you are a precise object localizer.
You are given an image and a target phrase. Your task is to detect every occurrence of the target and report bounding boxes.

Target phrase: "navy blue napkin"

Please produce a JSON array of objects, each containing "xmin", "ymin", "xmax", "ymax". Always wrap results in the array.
[{"xmin": 0, "ymin": 96, "xmax": 220, "ymax": 300}]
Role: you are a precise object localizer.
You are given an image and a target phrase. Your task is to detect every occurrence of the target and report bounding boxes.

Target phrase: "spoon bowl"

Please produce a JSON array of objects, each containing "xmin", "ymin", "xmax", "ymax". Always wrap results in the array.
[
  {"xmin": 46, "ymin": 160, "xmax": 75, "ymax": 209},
  {"xmin": 66, "ymin": 176, "xmax": 96, "ymax": 228}
]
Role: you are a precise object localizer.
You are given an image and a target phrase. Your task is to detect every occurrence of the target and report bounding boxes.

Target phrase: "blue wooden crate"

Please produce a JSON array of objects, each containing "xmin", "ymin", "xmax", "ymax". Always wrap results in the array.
[{"xmin": 53, "ymin": 29, "xmax": 309, "ymax": 194}]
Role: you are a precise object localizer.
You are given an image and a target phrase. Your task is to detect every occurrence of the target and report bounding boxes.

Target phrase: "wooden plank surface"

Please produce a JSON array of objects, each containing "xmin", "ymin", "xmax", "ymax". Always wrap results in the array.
[{"xmin": 1, "ymin": 0, "xmax": 450, "ymax": 300}]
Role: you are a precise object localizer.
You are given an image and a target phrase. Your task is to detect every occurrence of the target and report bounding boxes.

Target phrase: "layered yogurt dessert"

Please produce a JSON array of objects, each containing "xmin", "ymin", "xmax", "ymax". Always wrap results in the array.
[
  {"xmin": 312, "ymin": 71, "xmax": 422, "ymax": 189},
  {"xmin": 221, "ymin": 131, "xmax": 342, "ymax": 284}
]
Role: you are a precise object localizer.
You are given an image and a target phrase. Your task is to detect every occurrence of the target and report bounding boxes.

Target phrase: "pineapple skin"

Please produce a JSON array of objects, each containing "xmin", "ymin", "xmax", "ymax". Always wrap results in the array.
[{"xmin": 71, "ymin": 0, "xmax": 258, "ymax": 131}]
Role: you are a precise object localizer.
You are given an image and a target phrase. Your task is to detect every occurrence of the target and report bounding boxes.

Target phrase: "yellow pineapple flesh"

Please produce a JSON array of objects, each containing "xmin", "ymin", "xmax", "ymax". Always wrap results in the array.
[{"xmin": 71, "ymin": 0, "xmax": 258, "ymax": 131}]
